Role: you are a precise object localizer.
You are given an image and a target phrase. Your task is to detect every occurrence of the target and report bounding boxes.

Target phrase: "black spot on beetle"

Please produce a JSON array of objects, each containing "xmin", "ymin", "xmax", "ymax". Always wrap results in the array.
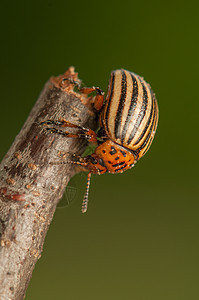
[
  {"xmin": 108, "ymin": 161, "xmax": 112, "ymax": 164},
  {"xmin": 115, "ymin": 157, "xmax": 119, "ymax": 160},
  {"xmin": 109, "ymin": 146, "xmax": 117, "ymax": 155},
  {"xmin": 120, "ymin": 150, "xmax": 127, "ymax": 157},
  {"xmin": 102, "ymin": 150, "xmax": 105, "ymax": 153}
]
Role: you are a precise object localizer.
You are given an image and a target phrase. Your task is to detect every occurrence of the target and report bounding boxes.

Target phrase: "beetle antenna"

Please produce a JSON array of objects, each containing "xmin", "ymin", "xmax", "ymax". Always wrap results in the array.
[{"xmin": 81, "ymin": 172, "xmax": 92, "ymax": 213}]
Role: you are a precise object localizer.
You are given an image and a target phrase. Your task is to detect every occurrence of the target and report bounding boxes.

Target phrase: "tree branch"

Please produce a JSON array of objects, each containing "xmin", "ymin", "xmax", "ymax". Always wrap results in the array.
[{"xmin": 0, "ymin": 67, "xmax": 97, "ymax": 300}]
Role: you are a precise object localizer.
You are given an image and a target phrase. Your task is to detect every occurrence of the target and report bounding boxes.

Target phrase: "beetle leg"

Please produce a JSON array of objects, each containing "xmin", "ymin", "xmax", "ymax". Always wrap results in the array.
[
  {"xmin": 58, "ymin": 151, "xmax": 84, "ymax": 160},
  {"xmin": 44, "ymin": 127, "xmax": 97, "ymax": 143},
  {"xmin": 80, "ymin": 86, "xmax": 104, "ymax": 111},
  {"xmin": 41, "ymin": 119, "xmax": 85, "ymax": 128},
  {"xmin": 41, "ymin": 119, "xmax": 98, "ymax": 144},
  {"xmin": 61, "ymin": 79, "xmax": 104, "ymax": 110},
  {"xmin": 61, "ymin": 77, "xmax": 104, "ymax": 111},
  {"xmin": 50, "ymin": 159, "xmax": 88, "ymax": 167}
]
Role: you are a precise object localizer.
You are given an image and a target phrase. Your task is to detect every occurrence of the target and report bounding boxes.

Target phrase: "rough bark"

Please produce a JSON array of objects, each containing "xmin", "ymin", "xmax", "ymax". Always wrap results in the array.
[{"xmin": 0, "ymin": 67, "xmax": 97, "ymax": 299}]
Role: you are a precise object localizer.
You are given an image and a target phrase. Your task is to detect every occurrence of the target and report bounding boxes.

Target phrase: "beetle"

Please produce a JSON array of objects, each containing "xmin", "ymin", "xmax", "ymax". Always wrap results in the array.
[{"xmin": 41, "ymin": 69, "xmax": 159, "ymax": 213}]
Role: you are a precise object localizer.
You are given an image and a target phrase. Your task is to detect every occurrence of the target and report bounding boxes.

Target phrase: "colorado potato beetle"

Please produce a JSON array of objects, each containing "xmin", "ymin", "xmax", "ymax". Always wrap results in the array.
[{"xmin": 42, "ymin": 69, "xmax": 159, "ymax": 213}]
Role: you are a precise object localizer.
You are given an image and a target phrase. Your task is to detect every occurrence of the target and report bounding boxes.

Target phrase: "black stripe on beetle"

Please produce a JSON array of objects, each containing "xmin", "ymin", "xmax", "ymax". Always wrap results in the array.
[
  {"xmin": 105, "ymin": 72, "xmax": 115, "ymax": 131},
  {"xmin": 142, "ymin": 99, "xmax": 158, "ymax": 156},
  {"xmin": 127, "ymin": 79, "xmax": 149, "ymax": 145},
  {"xmin": 121, "ymin": 73, "xmax": 138, "ymax": 144},
  {"xmin": 139, "ymin": 100, "xmax": 157, "ymax": 152},
  {"xmin": 114, "ymin": 70, "xmax": 127, "ymax": 139},
  {"xmin": 133, "ymin": 89, "xmax": 154, "ymax": 146}
]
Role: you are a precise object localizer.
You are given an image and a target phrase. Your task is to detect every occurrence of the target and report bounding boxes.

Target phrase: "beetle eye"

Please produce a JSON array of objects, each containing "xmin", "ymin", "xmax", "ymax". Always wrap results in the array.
[{"xmin": 98, "ymin": 158, "xmax": 106, "ymax": 167}]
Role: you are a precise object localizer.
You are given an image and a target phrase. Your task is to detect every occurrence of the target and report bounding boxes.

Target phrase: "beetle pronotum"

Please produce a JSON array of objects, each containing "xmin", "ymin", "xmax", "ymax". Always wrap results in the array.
[{"xmin": 41, "ymin": 69, "xmax": 159, "ymax": 213}]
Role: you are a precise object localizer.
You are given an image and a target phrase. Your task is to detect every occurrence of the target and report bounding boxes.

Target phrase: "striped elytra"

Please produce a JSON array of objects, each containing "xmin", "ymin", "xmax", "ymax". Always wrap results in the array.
[
  {"xmin": 101, "ymin": 69, "xmax": 158, "ymax": 159},
  {"xmin": 42, "ymin": 68, "xmax": 159, "ymax": 213}
]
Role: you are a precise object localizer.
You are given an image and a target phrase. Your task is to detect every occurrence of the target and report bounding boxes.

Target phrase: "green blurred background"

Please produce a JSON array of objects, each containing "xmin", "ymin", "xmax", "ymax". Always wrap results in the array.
[{"xmin": 0, "ymin": 0, "xmax": 198, "ymax": 299}]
